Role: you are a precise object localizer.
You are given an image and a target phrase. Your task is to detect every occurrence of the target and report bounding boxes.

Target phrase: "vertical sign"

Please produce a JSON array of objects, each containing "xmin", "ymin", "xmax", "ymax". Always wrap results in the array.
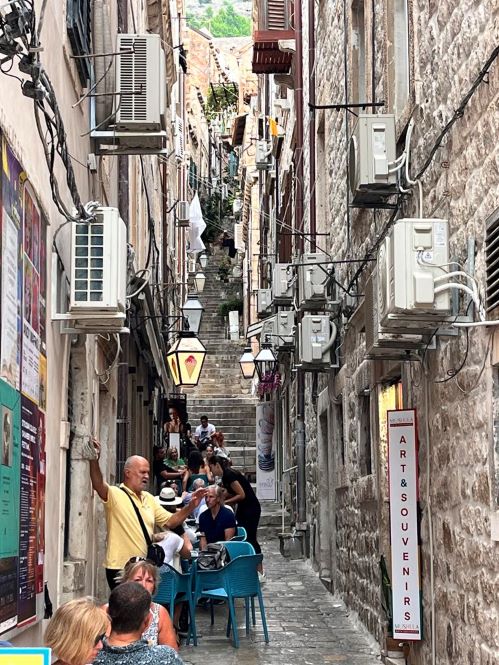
[
  {"xmin": 388, "ymin": 409, "xmax": 421, "ymax": 640},
  {"xmin": 256, "ymin": 401, "xmax": 276, "ymax": 500}
]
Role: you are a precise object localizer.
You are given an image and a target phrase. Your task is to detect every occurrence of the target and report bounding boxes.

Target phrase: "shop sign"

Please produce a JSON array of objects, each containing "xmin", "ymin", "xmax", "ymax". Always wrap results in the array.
[{"xmin": 388, "ymin": 409, "xmax": 421, "ymax": 640}]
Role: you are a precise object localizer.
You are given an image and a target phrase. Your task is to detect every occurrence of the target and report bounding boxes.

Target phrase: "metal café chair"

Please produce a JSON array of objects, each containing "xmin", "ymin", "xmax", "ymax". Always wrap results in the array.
[
  {"xmin": 154, "ymin": 563, "xmax": 198, "ymax": 646},
  {"xmin": 191, "ymin": 553, "xmax": 269, "ymax": 648}
]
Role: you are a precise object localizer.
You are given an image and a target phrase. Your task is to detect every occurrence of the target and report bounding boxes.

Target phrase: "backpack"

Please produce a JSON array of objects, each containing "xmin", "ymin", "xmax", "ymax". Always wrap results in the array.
[{"xmin": 196, "ymin": 543, "xmax": 230, "ymax": 571}]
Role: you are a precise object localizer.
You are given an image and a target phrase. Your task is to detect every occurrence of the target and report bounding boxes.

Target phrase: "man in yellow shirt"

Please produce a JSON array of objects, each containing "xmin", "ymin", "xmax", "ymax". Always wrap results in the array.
[{"xmin": 89, "ymin": 440, "xmax": 205, "ymax": 589}]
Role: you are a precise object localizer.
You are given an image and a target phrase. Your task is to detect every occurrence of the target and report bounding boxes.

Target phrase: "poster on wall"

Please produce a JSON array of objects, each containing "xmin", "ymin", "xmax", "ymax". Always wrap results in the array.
[
  {"xmin": 0, "ymin": 381, "xmax": 21, "ymax": 634},
  {"xmin": 0, "ymin": 135, "xmax": 46, "ymax": 636},
  {"xmin": 387, "ymin": 409, "xmax": 422, "ymax": 641},
  {"xmin": 256, "ymin": 401, "xmax": 276, "ymax": 501}
]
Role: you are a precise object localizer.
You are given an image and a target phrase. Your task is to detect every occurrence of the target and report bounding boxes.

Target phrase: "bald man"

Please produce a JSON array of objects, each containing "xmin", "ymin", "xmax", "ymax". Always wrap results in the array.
[{"xmin": 89, "ymin": 440, "xmax": 205, "ymax": 589}]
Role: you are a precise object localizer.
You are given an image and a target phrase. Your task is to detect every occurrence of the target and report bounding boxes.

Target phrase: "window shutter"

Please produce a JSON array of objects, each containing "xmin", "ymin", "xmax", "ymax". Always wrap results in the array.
[{"xmin": 67, "ymin": 0, "xmax": 92, "ymax": 86}]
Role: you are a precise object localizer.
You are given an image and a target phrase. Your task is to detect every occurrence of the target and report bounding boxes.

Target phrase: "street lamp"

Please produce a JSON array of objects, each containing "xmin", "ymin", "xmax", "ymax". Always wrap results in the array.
[
  {"xmin": 181, "ymin": 294, "xmax": 204, "ymax": 334},
  {"xmin": 239, "ymin": 346, "xmax": 255, "ymax": 379},
  {"xmin": 166, "ymin": 331, "xmax": 207, "ymax": 387},
  {"xmin": 194, "ymin": 271, "xmax": 206, "ymax": 293},
  {"xmin": 254, "ymin": 341, "xmax": 278, "ymax": 383},
  {"xmin": 199, "ymin": 254, "xmax": 208, "ymax": 269}
]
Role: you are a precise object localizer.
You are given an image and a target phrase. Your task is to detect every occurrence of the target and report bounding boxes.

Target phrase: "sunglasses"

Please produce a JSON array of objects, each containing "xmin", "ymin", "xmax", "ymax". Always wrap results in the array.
[
  {"xmin": 94, "ymin": 632, "xmax": 106, "ymax": 647},
  {"xmin": 126, "ymin": 556, "xmax": 147, "ymax": 565}
]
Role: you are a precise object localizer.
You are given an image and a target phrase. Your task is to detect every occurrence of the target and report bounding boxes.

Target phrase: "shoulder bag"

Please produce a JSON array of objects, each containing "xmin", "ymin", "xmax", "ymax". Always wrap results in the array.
[
  {"xmin": 119, "ymin": 487, "xmax": 165, "ymax": 567},
  {"xmin": 197, "ymin": 543, "xmax": 229, "ymax": 571}
]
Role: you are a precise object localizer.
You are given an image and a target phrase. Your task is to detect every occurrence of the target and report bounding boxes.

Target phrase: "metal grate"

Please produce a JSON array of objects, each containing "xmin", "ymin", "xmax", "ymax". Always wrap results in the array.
[
  {"xmin": 486, "ymin": 210, "xmax": 499, "ymax": 313},
  {"xmin": 119, "ymin": 37, "xmax": 148, "ymax": 122},
  {"xmin": 74, "ymin": 222, "xmax": 104, "ymax": 302}
]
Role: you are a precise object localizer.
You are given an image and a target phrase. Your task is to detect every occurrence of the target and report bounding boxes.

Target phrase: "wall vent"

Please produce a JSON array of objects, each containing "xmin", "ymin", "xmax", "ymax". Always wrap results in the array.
[{"xmin": 486, "ymin": 209, "xmax": 499, "ymax": 314}]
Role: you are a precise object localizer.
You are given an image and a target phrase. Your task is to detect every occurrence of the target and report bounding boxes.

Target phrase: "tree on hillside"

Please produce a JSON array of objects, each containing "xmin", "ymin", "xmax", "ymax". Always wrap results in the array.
[{"xmin": 187, "ymin": 2, "xmax": 251, "ymax": 37}]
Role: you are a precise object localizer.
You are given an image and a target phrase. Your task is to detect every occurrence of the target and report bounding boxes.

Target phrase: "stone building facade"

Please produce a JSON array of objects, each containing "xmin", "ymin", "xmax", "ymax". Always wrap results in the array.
[{"xmin": 244, "ymin": 0, "xmax": 499, "ymax": 662}]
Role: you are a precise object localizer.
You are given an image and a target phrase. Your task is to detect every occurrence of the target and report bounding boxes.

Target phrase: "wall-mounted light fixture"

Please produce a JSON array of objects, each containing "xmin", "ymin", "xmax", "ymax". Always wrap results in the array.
[
  {"xmin": 254, "ymin": 341, "xmax": 278, "ymax": 383},
  {"xmin": 166, "ymin": 331, "xmax": 207, "ymax": 386},
  {"xmin": 239, "ymin": 346, "xmax": 255, "ymax": 379},
  {"xmin": 199, "ymin": 254, "xmax": 208, "ymax": 269},
  {"xmin": 194, "ymin": 271, "xmax": 206, "ymax": 293},
  {"xmin": 181, "ymin": 294, "xmax": 204, "ymax": 334}
]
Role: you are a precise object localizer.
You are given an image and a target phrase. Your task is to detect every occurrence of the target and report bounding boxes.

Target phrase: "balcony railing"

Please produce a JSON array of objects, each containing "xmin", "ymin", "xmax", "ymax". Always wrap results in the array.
[{"xmin": 252, "ymin": 0, "xmax": 295, "ymax": 74}]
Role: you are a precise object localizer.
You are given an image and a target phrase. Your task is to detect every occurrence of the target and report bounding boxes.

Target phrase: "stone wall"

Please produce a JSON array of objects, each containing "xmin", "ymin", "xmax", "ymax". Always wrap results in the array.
[{"xmin": 292, "ymin": 0, "xmax": 499, "ymax": 662}]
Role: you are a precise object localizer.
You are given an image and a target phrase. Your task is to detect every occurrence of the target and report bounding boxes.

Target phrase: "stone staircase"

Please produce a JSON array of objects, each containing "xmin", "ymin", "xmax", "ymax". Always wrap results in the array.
[{"xmin": 183, "ymin": 248, "xmax": 258, "ymax": 478}]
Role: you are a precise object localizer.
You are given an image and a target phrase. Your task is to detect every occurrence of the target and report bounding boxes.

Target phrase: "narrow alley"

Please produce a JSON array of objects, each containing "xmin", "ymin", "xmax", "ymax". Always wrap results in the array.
[{"xmin": 183, "ymin": 534, "xmax": 379, "ymax": 665}]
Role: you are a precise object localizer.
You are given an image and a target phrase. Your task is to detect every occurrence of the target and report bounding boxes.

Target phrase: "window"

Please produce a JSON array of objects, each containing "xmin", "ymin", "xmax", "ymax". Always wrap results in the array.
[
  {"xmin": 351, "ymin": 0, "xmax": 366, "ymax": 104},
  {"xmin": 334, "ymin": 394, "xmax": 345, "ymax": 467},
  {"xmin": 359, "ymin": 389, "xmax": 372, "ymax": 475},
  {"xmin": 66, "ymin": 0, "xmax": 91, "ymax": 86},
  {"xmin": 392, "ymin": 0, "xmax": 409, "ymax": 114}
]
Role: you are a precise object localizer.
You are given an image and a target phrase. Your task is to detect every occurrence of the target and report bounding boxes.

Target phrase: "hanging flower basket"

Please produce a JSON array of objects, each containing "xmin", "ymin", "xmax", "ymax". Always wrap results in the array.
[{"xmin": 257, "ymin": 371, "xmax": 282, "ymax": 396}]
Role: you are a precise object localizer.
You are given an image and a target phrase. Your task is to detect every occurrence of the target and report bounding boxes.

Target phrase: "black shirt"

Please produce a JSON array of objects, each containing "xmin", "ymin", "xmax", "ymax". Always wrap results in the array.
[{"xmin": 221, "ymin": 468, "xmax": 260, "ymax": 517}]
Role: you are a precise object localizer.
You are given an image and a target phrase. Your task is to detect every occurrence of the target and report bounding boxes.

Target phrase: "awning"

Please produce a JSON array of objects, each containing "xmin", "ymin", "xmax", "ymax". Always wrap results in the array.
[{"xmin": 231, "ymin": 114, "xmax": 247, "ymax": 146}]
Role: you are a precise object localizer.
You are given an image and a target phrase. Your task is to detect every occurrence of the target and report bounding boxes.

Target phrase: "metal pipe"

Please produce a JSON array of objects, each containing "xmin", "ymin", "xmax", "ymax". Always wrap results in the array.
[
  {"xmin": 294, "ymin": 0, "xmax": 306, "ymax": 526},
  {"xmin": 308, "ymin": 0, "xmax": 316, "ymax": 250}
]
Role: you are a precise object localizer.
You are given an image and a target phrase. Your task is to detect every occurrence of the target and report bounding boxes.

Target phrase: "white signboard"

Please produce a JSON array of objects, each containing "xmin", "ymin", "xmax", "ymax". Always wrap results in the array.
[
  {"xmin": 388, "ymin": 409, "xmax": 421, "ymax": 640},
  {"xmin": 256, "ymin": 401, "xmax": 276, "ymax": 500}
]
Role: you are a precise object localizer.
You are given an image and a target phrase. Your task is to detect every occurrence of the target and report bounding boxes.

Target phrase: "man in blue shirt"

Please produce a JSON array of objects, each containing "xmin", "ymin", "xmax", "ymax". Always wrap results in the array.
[{"xmin": 198, "ymin": 485, "xmax": 236, "ymax": 547}]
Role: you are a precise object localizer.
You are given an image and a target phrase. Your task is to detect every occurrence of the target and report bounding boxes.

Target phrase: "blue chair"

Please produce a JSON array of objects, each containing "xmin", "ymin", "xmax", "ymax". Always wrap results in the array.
[
  {"xmin": 154, "ymin": 564, "xmax": 198, "ymax": 646},
  {"xmin": 231, "ymin": 526, "xmax": 247, "ymax": 541},
  {"xmin": 192, "ymin": 553, "xmax": 269, "ymax": 648},
  {"xmin": 222, "ymin": 541, "xmax": 255, "ymax": 559}
]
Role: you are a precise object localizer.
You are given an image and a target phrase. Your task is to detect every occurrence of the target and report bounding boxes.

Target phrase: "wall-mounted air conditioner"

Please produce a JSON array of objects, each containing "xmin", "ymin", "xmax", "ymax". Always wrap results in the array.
[
  {"xmin": 365, "ymin": 271, "xmax": 423, "ymax": 359},
  {"xmin": 176, "ymin": 200, "xmax": 190, "ymax": 227},
  {"xmin": 257, "ymin": 288, "xmax": 272, "ymax": 317},
  {"xmin": 260, "ymin": 315, "xmax": 277, "ymax": 348},
  {"xmin": 54, "ymin": 207, "xmax": 128, "ymax": 333},
  {"xmin": 256, "ymin": 140, "xmax": 272, "ymax": 170},
  {"xmin": 272, "ymin": 263, "xmax": 294, "ymax": 304},
  {"xmin": 298, "ymin": 314, "xmax": 338, "ymax": 369},
  {"xmin": 275, "ymin": 310, "xmax": 295, "ymax": 349},
  {"xmin": 377, "ymin": 218, "xmax": 452, "ymax": 331},
  {"xmin": 115, "ymin": 34, "xmax": 166, "ymax": 133},
  {"xmin": 349, "ymin": 114, "xmax": 397, "ymax": 207},
  {"xmin": 296, "ymin": 253, "xmax": 329, "ymax": 310}
]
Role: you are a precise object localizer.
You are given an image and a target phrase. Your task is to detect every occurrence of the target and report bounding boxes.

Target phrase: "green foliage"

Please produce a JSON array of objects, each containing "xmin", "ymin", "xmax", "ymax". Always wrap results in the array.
[
  {"xmin": 187, "ymin": 2, "xmax": 251, "ymax": 37},
  {"xmin": 206, "ymin": 83, "xmax": 238, "ymax": 120},
  {"xmin": 218, "ymin": 297, "xmax": 244, "ymax": 318}
]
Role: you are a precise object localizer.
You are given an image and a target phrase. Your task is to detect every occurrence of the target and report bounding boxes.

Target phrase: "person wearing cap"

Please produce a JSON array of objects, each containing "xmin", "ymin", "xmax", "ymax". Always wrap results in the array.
[{"xmin": 89, "ymin": 439, "xmax": 206, "ymax": 590}]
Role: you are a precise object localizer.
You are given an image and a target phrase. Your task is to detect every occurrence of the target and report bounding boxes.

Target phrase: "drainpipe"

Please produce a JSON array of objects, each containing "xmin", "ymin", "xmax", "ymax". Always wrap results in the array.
[
  {"xmin": 116, "ymin": 0, "xmax": 129, "ymax": 465},
  {"xmin": 294, "ymin": 0, "xmax": 306, "ymax": 528},
  {"xmin": 308, "ymin": 0, "xmax": 316, "ymax": 251}
]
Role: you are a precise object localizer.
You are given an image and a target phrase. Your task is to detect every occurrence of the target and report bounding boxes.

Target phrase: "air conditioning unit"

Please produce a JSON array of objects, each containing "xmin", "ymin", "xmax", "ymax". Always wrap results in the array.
[
  {"xmin": 296, "ymin": 253, "xmax": 329, "ymax": 310},
  {"xmin": 256, "ymin": 140, "xmax": 272, "ymax": 170},
  {"xmin": 275, "ymin": 310, "xmax": 295, "ymax": 349},
  {"xmin": 69, "ymin": 208, "xmax": 127, "ymax": 330},
  {"xmin": 365, "ymin": 272, "xmax": 423, "ymax": 359},
  {"xmin": 257, "ymin": 288, "xmax": 272, "ymax": 317},
  {"xmin": 298, "ymin": 315, "xmax": 338, "ymax": 369},
  {"xmin": 115, "ymin": 34, "xmax": 166, "ymax": 133},
  {"xmin": 272, "ymin": 263, "xmax": 294, "ymax": 304},
  {"xmin": 378, "ymin": 218, "xmax": 451, "ymax": 331},
  {"xmin": 349, "ymin": 114, "xmax": 397, "ymax": 207},
  {"xmin": 176, "ymin": 200, "xmax": 190, "ymax": 227},
  {"xmin": 234, "ymin": 222, "xmax": 244, "ymax": 253}
]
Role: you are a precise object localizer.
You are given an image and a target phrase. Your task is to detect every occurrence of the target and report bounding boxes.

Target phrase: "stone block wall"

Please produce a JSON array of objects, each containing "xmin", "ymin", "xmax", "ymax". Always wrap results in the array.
[{"xmin": 292, "ymin": 0, "xmax": 499, "ymax": 661}]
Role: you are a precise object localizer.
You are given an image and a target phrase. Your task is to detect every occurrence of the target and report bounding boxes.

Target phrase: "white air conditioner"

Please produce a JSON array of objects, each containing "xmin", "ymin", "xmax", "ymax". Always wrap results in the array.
[
  {"xmin": 297, "ymin": 253, "xmax": 329, "ymax": 310},
  {"xmin": 275, "ymin": 310, "xmax": 295, "ymax": 349},
  {"xmin": 378, "ymin": 218, "xmax": 451, "ymax": 331},
  {"xmin": 298, "ymin": 315, "xmax": 338, "ymax": 369},
  {"xmin": 256, "ymin": 140, "xmax": 272, "ymax": 170},
  {"xmin": 365, "ymin": 271, "xmax": 423, "ymax": 359},
  {"xmin": 234, "ymin": 223, "xmax": 244, "ymax": 252},
  {"xmin": 176, "ymin": 200, "xmax": 190, "ymax": 227},
  {"xmin": 175, "ymin": 115, "xmax": 184, "ymax": 160},
  {"xmin": 349, "ymin": 114, "xmax": 398, "ymax": 206},
  {"xmin": 272, "ymin": 263, "xmax": 294, "ymax": 304},
  {"xmin": 115, "ymin": 34, "xmax": 166, "ymax": 132},
  {"xmin": 69, "ymin": 208, "xmax": 127, "ymax": 328},
  {"xmin": 257, "ymin": 288, "xmax": 272, "ymax": 317}
]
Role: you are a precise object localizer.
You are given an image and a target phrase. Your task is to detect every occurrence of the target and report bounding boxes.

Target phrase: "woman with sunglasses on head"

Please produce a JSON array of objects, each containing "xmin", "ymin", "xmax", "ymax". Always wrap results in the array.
[
  {"xmin": 111, "ymin": 558, "xmax": 178, "ymax": 650},
  {"xmin": 45, "ymin": 597, "xmax": 109, "ymax": 665}
]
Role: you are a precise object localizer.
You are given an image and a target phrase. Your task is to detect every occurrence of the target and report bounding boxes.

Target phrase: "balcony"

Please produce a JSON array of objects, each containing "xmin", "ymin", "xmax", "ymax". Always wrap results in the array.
[{"xmin": 252, "ymin": 0, "xmax": 295, "ymax": 74}]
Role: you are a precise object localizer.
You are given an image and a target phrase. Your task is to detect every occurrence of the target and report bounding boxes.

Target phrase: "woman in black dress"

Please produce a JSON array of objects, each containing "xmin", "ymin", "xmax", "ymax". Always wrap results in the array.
[{"xmin": 209, "ymin": 455, "xmax": 263, "ymax": 576}]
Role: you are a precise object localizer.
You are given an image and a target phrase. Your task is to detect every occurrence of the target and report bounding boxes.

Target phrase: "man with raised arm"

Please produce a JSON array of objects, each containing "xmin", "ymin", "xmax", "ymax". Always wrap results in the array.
[{"xmin": 89, "ymin": 439, "xmax": 206, "ymax": 589}]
